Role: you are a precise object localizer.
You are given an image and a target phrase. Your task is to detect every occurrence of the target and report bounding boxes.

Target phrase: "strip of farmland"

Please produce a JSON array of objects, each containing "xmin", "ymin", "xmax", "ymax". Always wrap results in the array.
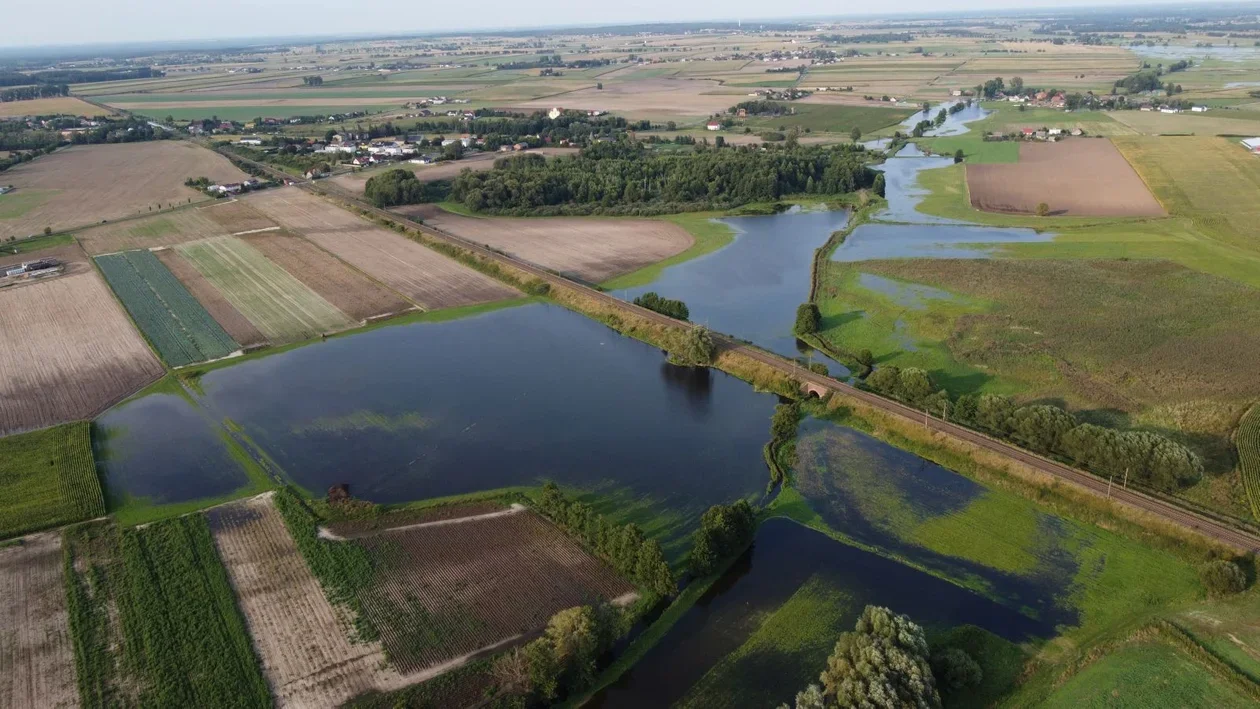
[
  {"xmin": 0, "ymin": 271, "xmax": 164, "ymax": 435},
  {"xmin": 155, "ymin": 249, "xmax": 267, "ymax": 349},
  {"xmin": 0, "ymin": 532, "xmax": 79, "ymax": 709},
  {"xmin": 246, "ymin": 189, "xmax": 518, "ymax": 309},
  {"xmin": 176, "ymin": 236, "xmax": 354, "ymax": 343},
  {"xmin": 208, "ymin": 495, "xmax": 410, "ymax": 708},
  {"xmin": 356, "ymin": 510, "xmax": 635, "ymax": 674},
  {"xmin": 243, "ymin": 232, "xmax": 413, "ymax": 322},
  {"xmin": 77, "ymin": 200, "xmax": 278, "ymax": 256},
  {"xmin": 0, "ymin": 422, "xmax": 102, "ymax": 540},
  {"xmin": 95, "ymin": 250, "xmax": 240, "ymax": 367}
]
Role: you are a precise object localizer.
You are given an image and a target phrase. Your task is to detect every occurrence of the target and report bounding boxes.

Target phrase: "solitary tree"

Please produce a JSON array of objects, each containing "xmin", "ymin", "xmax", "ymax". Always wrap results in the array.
[
  {"xmin": 596, "ymin": 82, "xmax": 603, "ymax": 90},
  {"xmin": 1036, "ymin": 202, "xmax": 1050, "ymax": 217},
  {"xmin": 954, "ymin": 149, "xmax": 964, "ymax": 163},
  {"xmin": 677, "ymin": 326, "xmax": 716, "ymax": 365},
  {"xmin": 850, "ymin": 126, "xmax": 862, "ymax": 142},
  {"xmin": 795, "ymin": 302, "xmax": 821, "ymax": 335},
  {"xmin": 819, "ymin": 606, "xmax": 940, "ymax": 708},
  {"xmin": 872, "ymin": 173, "xmax": 886, "ymax": 198}
]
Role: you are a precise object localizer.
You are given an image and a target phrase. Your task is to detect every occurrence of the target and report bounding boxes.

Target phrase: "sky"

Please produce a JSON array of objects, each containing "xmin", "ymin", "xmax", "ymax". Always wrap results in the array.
[{"xmin": 0, "ymin": 0, "xmax": 1236, "ymax": 49}]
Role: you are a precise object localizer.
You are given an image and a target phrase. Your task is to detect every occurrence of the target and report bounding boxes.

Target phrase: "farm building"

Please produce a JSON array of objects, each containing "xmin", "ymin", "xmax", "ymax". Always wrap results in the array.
[
  {"xmin": 1240, "ymin": 137, "xmax": 1260, "ymax": 154},
  {"xmin": 706, "ymin": 120, "xmax": 721, "ymax": 131}
]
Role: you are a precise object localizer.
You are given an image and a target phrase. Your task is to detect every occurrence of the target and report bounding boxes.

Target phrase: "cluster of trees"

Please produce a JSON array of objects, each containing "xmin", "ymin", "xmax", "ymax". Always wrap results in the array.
[
  {"xmin": 449, "ymin": 141, "xmax": 877, "ymax": 216},
  {"xmin": 1200, "ymin": 559, "xmax": 1248, "ymax": 597},
  {"xmin": 1, "ymin": 117, "xmax": 169, "ymax": 152},
  {"xmin": 504, "ymin": 603, "xmax": 625, "ymax": 705},
  {"xmin": 0, "ymin": 83, "xmax": 69, "ymax": 103},
  {"xmin": 302, "ymin": 75, "xmax": 324, "ymax": 86},
  {"xmin": 688, "ymin": 500, "xmax": 756, "ymax": 576},
  {"xmin": 536, "ymin": 483, "xmax": 675, "ymax": 597},
  {"xmin": 1114, "ymin": 69, "xmax": 1165, "ymax": 93},
  {"xmin": 409, "ymin": 110, "xmax": 642, "ymax": 147},
  {"xmin": 364, "ymin": 168, "xmax": 451, "ymax": 207},
  {"xmin": 632, "ymin": 292, "xmax": 689, "ymax": 320},
  {"xmin": 674, "ymin": 326, "xmax": 717, "ymax": 366},
  {"xmin": 729, "ymin": 100, "xmax": 789, "ymax": 116},
  {"xmin": 910, "ymin": 120, "xmax": 934, "ymax": 138},
  {"xmin": 865, "ymin": 366, "xmax": 1203, "ymax": 492},
  {"xmin": 782, "ymin": 606, "xmax": 948, "ymax": 709},
  {"xmin": 226, "ymin": 143, "xmax": 331, "ymax": 175}
]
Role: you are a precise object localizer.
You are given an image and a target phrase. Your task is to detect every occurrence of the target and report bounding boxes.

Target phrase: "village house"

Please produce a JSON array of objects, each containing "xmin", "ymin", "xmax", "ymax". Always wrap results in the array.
[
  {"xmin": 706, "ymin": 120, "xmax": 721, "ymax": 131},
  {"xmin": 237, "ymin": 136, "xmax": 264, "ymax": 146}
]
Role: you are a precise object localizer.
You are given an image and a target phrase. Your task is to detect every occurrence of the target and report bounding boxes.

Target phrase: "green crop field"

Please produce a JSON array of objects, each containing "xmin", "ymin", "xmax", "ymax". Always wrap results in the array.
[
  {"xmin": 743, "ymin": 103, "xmax": 915, "ymax": 136},
  {"xmin": 1239, "ymin": 406, "xmax": 1260, "ymax": 520},
  {"xmin": 96, "ymin": 249, "xmax": 240, "ymax": 367},
  {"xmin": 63, "ymin": 517, "xmax": 270, "ymax": 708},
  {"xmin": 1041, "ymin": 640, "xmax": 1256, "ymax": 708},
  {"xmin": 176, "ymin": 236, "xmax": 353, "ymax": 343},
  {"xmin": 0, "ymin": 189, "xmax": 56, "ymax": 220},
  {"xmin": 0, "ymin": 422, "xmax": 101, "ymax": 539}
]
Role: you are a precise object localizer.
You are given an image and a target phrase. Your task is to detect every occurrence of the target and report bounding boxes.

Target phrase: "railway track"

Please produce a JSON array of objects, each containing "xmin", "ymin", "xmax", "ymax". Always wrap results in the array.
[{"xmin": 218, "ymin": 148, "xmax": 1260, "ymax": 552}]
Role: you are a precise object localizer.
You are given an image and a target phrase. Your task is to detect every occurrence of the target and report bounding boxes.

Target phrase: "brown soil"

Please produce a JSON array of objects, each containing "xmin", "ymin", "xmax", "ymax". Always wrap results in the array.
[
  {"xmin": 403, "ymin": 209, "xmax": 693, "ymax": 283},
  {"xmin": 0, "ymin": 532, "xmax": 80, "ymax": 709},
  {"xmin": 245, "ymin": 189, "xmax": 518, "ymax": 309},
  {"xmin": 967, "ymin": 140, "xmax": 1166, "ymax": 217},
  {"xmin": 207, "ymin": 495, "xmax": 410, "ymax": 709},
  {"xmin": 154, "ymin": 248, "xmax": 268, "ymax": 348},
  {"xmin": 357, "ymin": 510, "xmax": 635, "ymax": 674},
  {"xmin": 0, "ymin": 271, "xmax": 163, "ymax": 435},
  {"xmin": 0, "ymin": 142, "xmax": 249, "ymax": 239},
  {"xmin": 243, "ymin": 232, "xmax": 412, "ymax": 322}
]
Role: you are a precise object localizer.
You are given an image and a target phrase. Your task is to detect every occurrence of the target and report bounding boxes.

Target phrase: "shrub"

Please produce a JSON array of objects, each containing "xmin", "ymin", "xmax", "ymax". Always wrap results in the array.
[
  {"xmin": 688, "ymin": 500, "xmax": 756, "ymax": 576},
  {"xmin": 931, "ymin": 647, "xmax": 983, "ymax": 694},
  {"xmin": 1201, "ymin": 559, "xmax": 1247, "ymax": 597}
]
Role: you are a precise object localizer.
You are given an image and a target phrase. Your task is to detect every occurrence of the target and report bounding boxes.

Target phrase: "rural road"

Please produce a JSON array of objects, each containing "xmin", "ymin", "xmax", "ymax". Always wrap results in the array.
[{"xmin": 222, "ymin": 148, "xmax": 1260, "ymax": 553}]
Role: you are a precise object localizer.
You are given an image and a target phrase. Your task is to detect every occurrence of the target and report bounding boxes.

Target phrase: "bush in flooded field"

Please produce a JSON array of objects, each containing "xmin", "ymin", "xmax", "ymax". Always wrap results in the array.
[{"xmin": 688, "ymin": 499, "xmax": 757, "ymax": 577}]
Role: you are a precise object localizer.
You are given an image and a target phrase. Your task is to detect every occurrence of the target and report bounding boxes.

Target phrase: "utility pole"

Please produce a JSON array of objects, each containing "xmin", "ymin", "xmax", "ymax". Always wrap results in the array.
[
  {"xmin": 1123, "ymin": 467, "xmax": 1129, "ymax": 490},
  {"xmin": 1106, "ymin": 474, "xmax": 1114, "ymax": 499}
]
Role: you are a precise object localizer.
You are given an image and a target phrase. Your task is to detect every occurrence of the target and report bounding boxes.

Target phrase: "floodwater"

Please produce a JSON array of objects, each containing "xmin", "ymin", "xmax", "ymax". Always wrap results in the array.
[
  {"xmin": 835, "ymin": 222, "xmax": 1053, "ymax": 261},
  {"xmin": 616, "ymin": 207, "xmax": 854, "ymax": 377},
  {"xmin": 900, "ymin": 99, "xmax": 992, "ymax": 137},
  {"xmin": 1132, "ymin": 44, "xmax": 1260, "ymax": 62},
  {"xmin": 588, "ymin": 517, "xmax": 1050, "ymax": 709},
  {"xmin": 96, "ymin": 303, "xmax": 778, "ymax": 547},
  {"xmin": 857, "ymin": 273, "xmax": 958, "ymax": 309},
  {"xmin": 872, "ymin": 143, "xmax": 956, "ymax": 223}
]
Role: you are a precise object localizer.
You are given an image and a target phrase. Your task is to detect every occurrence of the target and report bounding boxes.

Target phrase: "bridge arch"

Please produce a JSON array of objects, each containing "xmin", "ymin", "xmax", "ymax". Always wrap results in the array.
[{"xmin": 801, "ymin": 381, "xmax": 830, "ymax": 399}]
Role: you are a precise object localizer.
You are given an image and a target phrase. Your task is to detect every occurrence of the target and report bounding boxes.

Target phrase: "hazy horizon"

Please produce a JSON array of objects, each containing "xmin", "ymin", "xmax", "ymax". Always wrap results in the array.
[{"xmin": 0, "ymin": 0, "xmax": 1241, "ymax": 51}]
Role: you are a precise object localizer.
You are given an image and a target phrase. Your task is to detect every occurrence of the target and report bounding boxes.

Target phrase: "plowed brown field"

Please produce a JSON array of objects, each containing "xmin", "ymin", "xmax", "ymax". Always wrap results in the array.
[
  {"xmin": 0, "ymin": 532, "xmax": 79, "ymax": 709},
  {"xmin": 243, "ymin": 232, "xmax": 412, "ymax": 322},
  {"xmin": 0, "ymin": 270, "xmax": 163, "ymax": 435},
  {"xmin": 208, "ymin": 495, "xmax": 409, "ymax": 709},
  {"xmin": 407, "ymin": 208, "xmax": 692, "ymax": 283},
  {"xmin": 245, "ymin": 189, "xmax": 518, "ymax": 309},
  {"xmin": 0, "ymin": 142, "xmax": 248, "ymax": 239},
  {"xmin": 967, "ymin": 139, "xmax": 1165, "ymax": 217},
  {"xmin": 358, "ymin": 508, "xmax": 635, "ymax": 674},
  {"xmin": 154, "ymin": 248, "xmax": 268, "ymax": 348}
]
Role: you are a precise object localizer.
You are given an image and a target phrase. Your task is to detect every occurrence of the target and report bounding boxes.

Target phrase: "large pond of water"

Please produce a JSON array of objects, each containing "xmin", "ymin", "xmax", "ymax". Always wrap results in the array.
[
  {"xmin": 617, "ymin": 207, "xmax": 853, "ymax": 376},
  {"xmin": 900, "ymin": 99, "xmax": 991, "ymax": 137},
  {"xmin": 588, "ymin": 517, "xmax": 1050, "ymax": 708},
  {"xmin": 96, "ymin": 303, "xmax": 779, "ymax": 544}
]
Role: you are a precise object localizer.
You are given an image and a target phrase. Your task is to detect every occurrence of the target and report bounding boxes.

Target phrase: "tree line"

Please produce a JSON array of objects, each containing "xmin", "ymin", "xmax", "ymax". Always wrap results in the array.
[
  {"xmin": 632, "ymin": 292, "xmax": 689, "ymax": 320},
  {"xmin": 0, "ymin": 83, "xmax": 70, "ymax": 103},
  {"xmin": 536, "ymin": 483, "xmax": 675, "ymax": 598},
  {"xmin": 364, "ymin": 168, "xmax": 450, "ymax": 207},
  {"xmin": 865, "ymin": 366, "xmax": 1203, "ymax": 492},
  {"xmin": 449, "ymin": 140, "xmax": 878, "ymax": 216}
]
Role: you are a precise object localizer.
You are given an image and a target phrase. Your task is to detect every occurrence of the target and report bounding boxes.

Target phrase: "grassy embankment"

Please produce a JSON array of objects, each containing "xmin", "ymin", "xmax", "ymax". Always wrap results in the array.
[
  {"xmin": 0, "ymin": 422, "xmax": 102, "ymax": 540},
  {"xmin": 63, "ymin": 517, "xmax": 269, "ymax": 708}
]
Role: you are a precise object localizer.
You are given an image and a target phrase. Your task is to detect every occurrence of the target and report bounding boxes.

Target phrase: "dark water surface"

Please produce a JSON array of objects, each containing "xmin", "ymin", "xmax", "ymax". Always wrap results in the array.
[
  {"xmin": 588, "ymin": 517, "xmax": 1050, "ymax": 709},
  {"xmin": 97, "ymin": 303, "xmax": 778, "ymax": 538},
  {"xmin": 617, "ymin": 208, "xmax": 853, "ymax": 376}
]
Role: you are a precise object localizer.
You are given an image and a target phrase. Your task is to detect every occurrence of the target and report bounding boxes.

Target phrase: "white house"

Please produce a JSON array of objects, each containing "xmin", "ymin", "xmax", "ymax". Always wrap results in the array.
[
  {"xmin": 1191, "ymin": 105, "xmax": 1209, "ymax": 112},
  {"xmin": 706, "ymin": 120, "xmax": 721, "ymax": 131},
  {"xmin": 1048, "ymin": 128, "xmax": 1063, "ymax": 136},
  {"xmin": 237, "ymin": 136, "xmax": 264, "ymax": 146},
  {"xmin": 1240, "ymin": 137, "xmax": 1260, "ymax": 153}
]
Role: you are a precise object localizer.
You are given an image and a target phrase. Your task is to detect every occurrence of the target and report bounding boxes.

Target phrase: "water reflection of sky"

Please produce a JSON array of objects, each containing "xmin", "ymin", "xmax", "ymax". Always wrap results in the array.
[
  {"xmin": 1132, "ymin": 44, "xmax": 1260, "ymax": 62},
  {"xmin": 835, "ymin": 223, "xmax": 1053, "ymax": 261},
  {"xmin": 900, "ymin": 99, "xmax": 992, "ymax": 137},
  {"xmin": 873, "ymin": 143, "xmax": 958, "ymax": 223},
  {"xmin": 857, "ymin": 273, "xmax": 958, "ymax": 310}
]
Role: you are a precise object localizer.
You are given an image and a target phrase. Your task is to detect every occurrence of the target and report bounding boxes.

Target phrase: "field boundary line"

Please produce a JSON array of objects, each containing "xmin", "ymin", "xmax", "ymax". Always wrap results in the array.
[
  {"xmin": 231, "ymin": 226, "xmax": 281, "ymax": 236},
  {"xmin": 318, "ymin": 503, "xmax": 526, "ymax": 540}
]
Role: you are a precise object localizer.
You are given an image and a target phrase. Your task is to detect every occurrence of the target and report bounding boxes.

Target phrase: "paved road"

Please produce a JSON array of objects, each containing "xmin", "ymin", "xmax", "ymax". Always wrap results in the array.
[{"xmin": 218, "ymin": 148, "xmax": 1260, "ymax": 553}]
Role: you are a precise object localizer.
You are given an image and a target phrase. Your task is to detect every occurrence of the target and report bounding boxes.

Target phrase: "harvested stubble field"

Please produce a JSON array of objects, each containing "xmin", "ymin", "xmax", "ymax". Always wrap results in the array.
[
  {"xmin": 95, "ymin": 250, "xmax": 240, "ymax": 367},
  {"xmin": 0, "ymin": 96, "xmax": 111, "ymax": 117},
  {"xmin": 330, "ymin": 148, "xmax": 577, "ymax": 194},
  {"xmin": 177, "ymin": 235, "xmax": 354, "ymax": 343},
  {"xmin": 0, "ymin": 532, "xmax": 79, "ymax": 709},
  {"xmin": 0, "ymin": 142, "xmax": 248, "ymax": 239},
  {"xmin": 356, "ymin": 507, "xmax": 635, "ymax": 675},
  {"xmin": 0, "ymin": 422, "xmax": 102, "ymax": 540},
  {"xmin": 208, "ymin": 495, "xmax": 408, "ymax": 709},
  {"xmin": 243, "ymin": 232, "xmax": 412, "ymax": 322},
  {"xmin": 967, "ymin": 140, "xmax": 1165, "ymax": 217},
  {"xmin": 246, "ymin": 189, "xmax": 518, "ymax": 309},
  {"xmin": 155, "ymin": 249, "xmax": 267, "ymax": 348},
  {"xmin": 0, "ymin": 271, "xmax": 163, "ymax": 435},
  {"xmin": 407, "ymin": 208, "xmax": 693, "ymax": 283},
  {"xmin": 512, "ymin": 78, "xmax": 738, "ymax": 118},
  {"xmin": 77, "ymin": 199, "xmax": 277, "ymax": 256}
]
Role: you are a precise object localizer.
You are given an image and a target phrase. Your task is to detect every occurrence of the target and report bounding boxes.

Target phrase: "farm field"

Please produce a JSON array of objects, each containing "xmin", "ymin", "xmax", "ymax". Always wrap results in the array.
[
  {"xmin": 354, "ymin": 506, "xmax": 636, "ymax": 674},
  {"xmin": 741, "ymin": 103, "xmax": 915, "ymax": 136},
  {"xmin": 1240, "ymin": 407, "xmax": 1260, "ymax": 521},
  {"xmin": 1111, "ymin": 109, "xmax": 1260, "ymax": 136},
  {"xmin": 176, "ymin": 236, "xmax": 355, "ymax": 343},
  {"xmin": 95, "ymin": 250, "xmax": 240, "ymax": 367},
  {"xmin": 510, "ymin": 78, "xmax": 739, "ymax": 118},
  {"xmin": 76, "ymin": 199, "xmax": 277, "ymax": 256},
  {"xmin": 0, "ymin": 142, "xmax": 248, "ymax": 239},
  {"xmin": 0, "ymin": 269, "xmax": 163, "ymax": 435},
  {"xmin": 406, "ymin": 208, "xmax": 693, "ymax": 283},
  {"xmin": 0, "ymin": 532, "xmax": 79, "ymax": 709},
  {"xmin": 208, "ymin": 494, "xmax": 408, "ymax": 708},
  {"xmin": 63, "ymin": 518, "xmax": 271, "ymax": 708},
  {"xmin": 153, "ymin": 249, "xmax": 268, "ymax": 348},
  {"xmin": 246, "ymin": 188, "xmax": 518, "ymax": 308},
  {"xmin": 243, "ymin": 232, "xmax": 413, "ymax": 322},
  {"xmin": 967, "ymin": 140, "xmax": 1165, "ymax": 217},
  {"xmin": 329, "ymin": 147, "xmax": 578, "ymax": 193},
  {"xmin": 0, "ymin": 96, "xmax": 111, "ymax": 117},
  {"xmin": 0, "ymin": 422, "xmax": 101, "ymax": 540}
]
